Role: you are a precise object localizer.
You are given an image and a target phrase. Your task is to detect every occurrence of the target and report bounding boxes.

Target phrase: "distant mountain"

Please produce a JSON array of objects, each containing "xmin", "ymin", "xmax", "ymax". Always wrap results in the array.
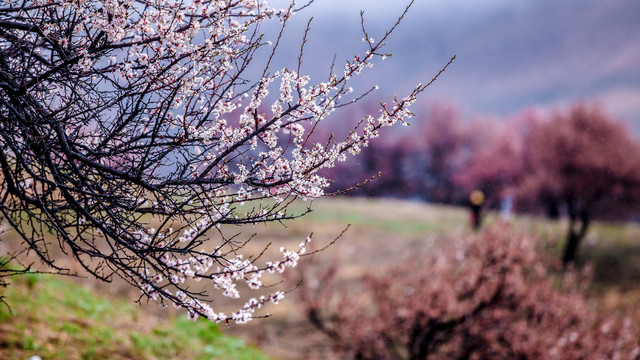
[{"xmin": 269, "ymin": 0, "xmax": 640, "ymax": 128}]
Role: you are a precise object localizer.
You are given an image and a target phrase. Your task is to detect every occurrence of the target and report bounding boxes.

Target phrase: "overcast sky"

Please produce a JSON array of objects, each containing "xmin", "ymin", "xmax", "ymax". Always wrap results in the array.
[
  {"xmin": 271, "ymin": 0, "xmax": 523, "ymax": 25},
  {"xmin": 276, "ymin": 0, "xmax": 518, "ymax": 15}
]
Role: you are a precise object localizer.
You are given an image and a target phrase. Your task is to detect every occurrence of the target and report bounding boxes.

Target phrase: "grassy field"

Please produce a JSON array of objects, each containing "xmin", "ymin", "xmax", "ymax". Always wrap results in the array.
[
  {"xmin": 0, "ymin": 269, "xmax": 270, "ymax": 360},
  {"xmin": 2, "ymin": 196, "xmax": 640, "ymax": 359}
]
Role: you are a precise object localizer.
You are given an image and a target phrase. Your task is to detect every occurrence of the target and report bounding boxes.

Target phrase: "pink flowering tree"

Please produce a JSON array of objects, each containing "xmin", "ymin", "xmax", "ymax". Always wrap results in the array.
[
  {"xmin": 519, "ymin": 105, "xmax": 640, "ymax": 266},
  {"xmin": 0, "ymin": 0, "xmax": 453, "ymax": 322},
  {"xmin": 453, "ymin": 114, "xmax": 533, "ymax": 207},
  {"xmin": 295, "ymin": 226, "xmax": 640, "ymax": 359},
  {"xmin": 409, "ymin": 102, "xmax": 469, "ymax": 203}
]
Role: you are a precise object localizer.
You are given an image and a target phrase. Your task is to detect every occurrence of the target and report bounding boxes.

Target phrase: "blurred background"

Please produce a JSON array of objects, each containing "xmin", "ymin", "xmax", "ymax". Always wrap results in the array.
[{"xmin": 4, "ymin": 1, "xmax": 640, "ymax": 359}]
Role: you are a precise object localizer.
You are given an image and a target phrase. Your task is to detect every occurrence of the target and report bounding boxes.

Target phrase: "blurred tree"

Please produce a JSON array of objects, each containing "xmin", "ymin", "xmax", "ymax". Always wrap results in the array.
[
  {"xmin": 317, "ymin": 103, "xmax": 410, "ymax": 198},
  {"xmin": 326, "ymin": 101, "xmax": 471, "ymax": 202},
  {"xmin": 320, "ymin": 101, "xmax": 417, "ymax": 199},
  {"xmin": 410, "ymin": 102, "xmax": 469, "ymax": 203},
  {"xmin": 454, "ymin": 115, "xmax": 529, "ymax": 206},
  {"xmin": 520, "ymin": 104, "xmax": 640, "ymax": 266},
  {"xmin": 295, "ymin": 226, "xmax": 640, "ymax": 359}
]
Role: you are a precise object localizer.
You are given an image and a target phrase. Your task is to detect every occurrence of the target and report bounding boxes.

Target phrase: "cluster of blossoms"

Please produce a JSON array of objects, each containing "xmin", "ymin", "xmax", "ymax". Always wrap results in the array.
[
  {"xmin": 0, "ymin": 0, "xmax": 450, "ymax": 322},
  {"xmin": 139, "ymin": 236, "xmax": 310, "ymax": 323}
]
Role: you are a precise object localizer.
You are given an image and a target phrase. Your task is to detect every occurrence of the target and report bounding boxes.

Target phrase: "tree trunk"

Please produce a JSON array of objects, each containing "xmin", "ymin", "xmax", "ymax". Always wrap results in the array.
[{"xmin": 562, "ymin": 208, "xmax": 590, "ymax": 268}]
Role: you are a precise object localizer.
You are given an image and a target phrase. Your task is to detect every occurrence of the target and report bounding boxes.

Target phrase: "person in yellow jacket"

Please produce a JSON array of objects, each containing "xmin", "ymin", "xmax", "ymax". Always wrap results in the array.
[{"xmin": 469, "ymin": 190, "xmax": 485, "ymax": 230}]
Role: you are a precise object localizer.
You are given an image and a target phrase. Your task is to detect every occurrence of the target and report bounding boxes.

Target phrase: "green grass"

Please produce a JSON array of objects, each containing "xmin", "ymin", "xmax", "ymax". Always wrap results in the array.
[
  {"xmin": 292, "ymin": 197, "xmax": 469, "ymax": 234},
  {"xmin": 0, "ymin": 269, "xmax": 270, "ymax": 360}
]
